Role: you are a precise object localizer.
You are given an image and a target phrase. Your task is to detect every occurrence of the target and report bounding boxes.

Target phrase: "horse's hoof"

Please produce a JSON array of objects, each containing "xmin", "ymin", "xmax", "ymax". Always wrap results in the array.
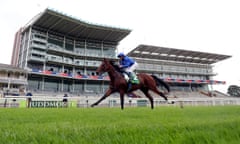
[
  {"xmin": 167, "ymin": 100, "xmax": 175, "ymax": 104},
  {"xmin": 169, "ymin": 101, "xmax": 175, "ymax": 104}
]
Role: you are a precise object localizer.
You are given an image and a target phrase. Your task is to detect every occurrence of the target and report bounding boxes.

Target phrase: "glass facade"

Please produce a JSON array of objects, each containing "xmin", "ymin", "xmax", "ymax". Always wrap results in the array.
[
  {"xmin": 19, "ymin": 28, "xmax": 117, "ymax": 94},
  {"xmin": 135, "ymin": 58, "xmax": 213, "ymax": 91}
]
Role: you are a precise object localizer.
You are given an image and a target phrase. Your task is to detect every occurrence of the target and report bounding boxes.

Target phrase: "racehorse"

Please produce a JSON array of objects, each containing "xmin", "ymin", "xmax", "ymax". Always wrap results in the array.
[{"xmin": 91, "ymin": 58, "xmax": 172, "ymax": 109}]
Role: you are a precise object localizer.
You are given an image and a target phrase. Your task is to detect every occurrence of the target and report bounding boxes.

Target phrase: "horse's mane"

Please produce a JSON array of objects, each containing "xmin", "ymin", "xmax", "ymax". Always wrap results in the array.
[{"xmin": 109, "ymin": 60, "xmax": 123, "ymax": 73}]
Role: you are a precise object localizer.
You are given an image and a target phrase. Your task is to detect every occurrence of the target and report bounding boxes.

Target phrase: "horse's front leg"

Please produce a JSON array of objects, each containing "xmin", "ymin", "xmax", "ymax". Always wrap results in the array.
[
  {"xmin": 120, "ymin": 90, "xmax": 125, "ymax": 110},
  {"xmin": 91, "ymin": 88, "xmax": 113, "ymax": 107}
]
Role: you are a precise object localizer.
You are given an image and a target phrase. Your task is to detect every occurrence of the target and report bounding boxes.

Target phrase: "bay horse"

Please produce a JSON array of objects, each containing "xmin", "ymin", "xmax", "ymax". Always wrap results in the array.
[{"xmin": 91, "ymin": 58, "xmax": 171, "ymax": 109}]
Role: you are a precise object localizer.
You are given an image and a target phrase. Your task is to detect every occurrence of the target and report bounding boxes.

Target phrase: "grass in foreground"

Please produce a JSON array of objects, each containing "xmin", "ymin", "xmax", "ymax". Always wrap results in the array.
[{"xmin": 0, "ymin": 106, "xmax": 240, "ymax": 144}]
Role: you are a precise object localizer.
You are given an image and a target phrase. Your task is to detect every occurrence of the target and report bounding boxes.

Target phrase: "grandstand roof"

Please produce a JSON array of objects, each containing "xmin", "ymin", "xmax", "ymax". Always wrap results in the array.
[
  {"xmin": 128, "ymin": 44, "xmax": 231, "ymax": 64},
  {"xmin": 24, "ymin": 8, "xmax": 131, "ymax": 43}
]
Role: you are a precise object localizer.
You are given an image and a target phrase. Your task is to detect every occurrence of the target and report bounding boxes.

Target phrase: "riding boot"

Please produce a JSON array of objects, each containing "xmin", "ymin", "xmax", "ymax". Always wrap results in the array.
[
  {"xmin": 128, "ymin": 72, "xmax": 133, "ymax": 81},
  {"xmin": 129, "ymin": 72, "xmax": 139, "ymax": 84},
  {"xmin": 127, "ymin": 82, "xmax": 132, "ymax": 92}
]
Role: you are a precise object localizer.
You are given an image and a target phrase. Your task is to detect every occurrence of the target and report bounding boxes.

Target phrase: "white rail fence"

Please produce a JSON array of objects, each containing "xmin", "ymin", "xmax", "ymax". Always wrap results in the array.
[{"xmin": 0, "ymin": 95, "xmax": 240, "ymax": 108}]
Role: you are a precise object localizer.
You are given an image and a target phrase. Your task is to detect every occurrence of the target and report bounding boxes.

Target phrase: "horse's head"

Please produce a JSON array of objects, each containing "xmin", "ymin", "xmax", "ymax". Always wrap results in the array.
[{"xmin": 96, "ymin": 58, "xmax": 112, "ymax": 75}]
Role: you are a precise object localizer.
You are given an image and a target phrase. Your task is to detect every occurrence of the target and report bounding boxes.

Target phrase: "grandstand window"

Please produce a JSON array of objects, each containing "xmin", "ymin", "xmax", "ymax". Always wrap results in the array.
[
  {"xmin": 74, "ymin": 59, "xmax": 84, "ymax": 66},
  {"xmin": 86, "ymin": 48, "xmax": 101, "ymax": 57},
  {"xmin": 103, "ymin": 43, "xmax": 115, "ymax": 49},
  {"xmin": 103, "ymin": 46, "xmax": 116, "ymax": 58},
  {"xmin": 65, "ymin": 40, "xmax": 74, "ymax": 51},
  {"xmin": 156, "ymin": 65, "xmax": 162, "ymax": 70},
  {"xmin": 28, "ymin": 76, "xmax": 42, "ymax": 91},
  {"xmin": 63, "ymin": 57, "xmax": 73, "ymax": 64},
  {"xmin": 31, "ymin": 53, "xmax": 45, "ymax": 60},
  {"xmin": 31, "ymin": 47, "xmax": 45, "ymax": 53},
  {"xmin": 63, "ymin": 79, "xmax": 73, "ymax": 92},
  {"xmin": 162, "ymin": 65, "xmax": 171, "ymax": 71},
  {"xmin": 145, "ymin": 64, "xmax": 154, "ymax": 70},
  {"xmin": 33, "ymin": 34, "xmax": 46, "ymax": 40},
  {"xmin": 74, "ymin": 81, "xmax": 84, "ymax": 93},
  {"xmin": 86, "ymin": 81, "xmax": 101, "ymax": 93},
  {"xmin": 31, "ymin": 40, "xmax": 46, "ymax": 46},
  {"xmin": 75, "ymin": 47, "xmax": 85, "ymax": 55},
  {"xmin": 44, "ymin": 77, "xmax": 61, "ymax": 92},
  {"xmin": 47, "ymin": 54, "xmax": 62, "ymax": 62},
  {"xmin": 30, "ymin": 48, "xmax": 45, "ymax": 56},
  {"xmin": 48, "ymin": 35, "xmax": 63, "ymax": 48},
  {"xmin": 75, "ymin": 41, "xmax": 85, "ymax": 49},
  {"xmin": 87, "ymin": 41, "xmax": 101, "ymax": 49}
]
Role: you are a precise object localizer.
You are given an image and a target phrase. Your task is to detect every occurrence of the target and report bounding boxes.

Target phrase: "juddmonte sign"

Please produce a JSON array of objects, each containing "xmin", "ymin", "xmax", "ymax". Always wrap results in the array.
[{"xmin": 30, "ymin": 101, "xmax": 66, "ymax": 108}]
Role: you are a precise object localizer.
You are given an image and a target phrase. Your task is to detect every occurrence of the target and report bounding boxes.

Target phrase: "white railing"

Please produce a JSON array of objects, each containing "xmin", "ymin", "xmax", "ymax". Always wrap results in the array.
[{"xmin": 0, "ymin": 95, "xmax": 240, "ymax": 108}]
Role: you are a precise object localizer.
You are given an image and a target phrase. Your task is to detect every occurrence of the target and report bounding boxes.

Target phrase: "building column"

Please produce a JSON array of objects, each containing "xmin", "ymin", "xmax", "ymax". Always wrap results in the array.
[
  {"xmin": 84, "ymin": 80, "xmax": 87, "ymax": 92},
  {"xmin": 72, "ymin": 66, "xmax": 75, "ymax": 77},
  {"xmin": 62, "ymin": 65, "xmax": 65, "ymax": 73},
  {"xmin": 72, "ymin": 80, "xmax": 75, "ymax": 92},
  {"xmin": 42, "ymin": 76, "xmax": 45, "ymax": 90},
  {"xmin": 61, "ymin": 78, "xmax": 64, "ymax": 91},
  {"xmin": 43, "ymin": 62, "xmax": 46, "ymax": 71},
  {"xmin": 24, "ymin": 26, "xmax": 32, "ymax": 69}
]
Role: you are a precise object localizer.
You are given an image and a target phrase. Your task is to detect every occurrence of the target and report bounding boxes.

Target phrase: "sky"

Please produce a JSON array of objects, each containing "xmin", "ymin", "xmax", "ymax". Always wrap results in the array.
[{"xmin": 1, "ymin": 0, "xmax": 240, "ymax": 93}]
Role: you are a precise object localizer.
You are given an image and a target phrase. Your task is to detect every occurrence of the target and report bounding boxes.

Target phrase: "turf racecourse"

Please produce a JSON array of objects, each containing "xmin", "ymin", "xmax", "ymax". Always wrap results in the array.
[{"xmin": 0, "ymin": 106, "xmax": 239, "ymax": 144}]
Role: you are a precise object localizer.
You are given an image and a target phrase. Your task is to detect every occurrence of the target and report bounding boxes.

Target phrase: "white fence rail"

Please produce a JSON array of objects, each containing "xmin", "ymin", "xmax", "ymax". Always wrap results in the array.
[{"xmin": 0, "ymin": 96, "xmax": 240, "ymax": 108}]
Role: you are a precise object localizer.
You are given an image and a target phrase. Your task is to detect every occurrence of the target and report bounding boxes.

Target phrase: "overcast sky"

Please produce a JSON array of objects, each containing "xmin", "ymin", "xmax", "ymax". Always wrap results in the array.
[{"xmin": 1, "ymin": 0, "xmax": 240, "ymax": 93}]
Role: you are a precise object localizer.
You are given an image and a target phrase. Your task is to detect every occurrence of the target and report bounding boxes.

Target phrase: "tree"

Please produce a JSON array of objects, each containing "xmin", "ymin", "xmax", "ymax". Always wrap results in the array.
[{"xmin": 227, "ymin": 85, "xmax": 240, "ymax": 97}]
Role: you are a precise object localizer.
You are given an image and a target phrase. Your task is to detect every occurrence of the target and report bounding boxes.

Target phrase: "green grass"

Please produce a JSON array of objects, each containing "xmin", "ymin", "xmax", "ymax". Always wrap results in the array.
[{"xmin": 0, "ymin": 106, "xmax": 240, "ymax": 144}]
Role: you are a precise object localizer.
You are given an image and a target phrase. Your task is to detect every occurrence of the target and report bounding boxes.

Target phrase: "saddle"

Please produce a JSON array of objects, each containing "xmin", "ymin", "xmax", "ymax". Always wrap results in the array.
[{"xmin": 122, "ymin": 72, "xmax": 139, "ymax": 84}]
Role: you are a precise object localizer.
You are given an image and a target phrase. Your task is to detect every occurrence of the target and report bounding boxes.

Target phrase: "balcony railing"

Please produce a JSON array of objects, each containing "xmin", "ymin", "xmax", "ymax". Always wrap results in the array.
[
  {"xmin": 32, "ymin": 37, "xmax": 47, "ymax": 43},
  {"xmin": 29, "ymin": 69, "xmax": 226, "ymax": 85},
  {"xmin": 28, "ymin": 56, "xmax": 45, "ymax": 62},
  {"xmin": 31, "ymin": 43, "xmax": 47, "ymax": 49},
  {"xmin": 0, "ymin": 77, "xmax": 28, "ymax": 85}
]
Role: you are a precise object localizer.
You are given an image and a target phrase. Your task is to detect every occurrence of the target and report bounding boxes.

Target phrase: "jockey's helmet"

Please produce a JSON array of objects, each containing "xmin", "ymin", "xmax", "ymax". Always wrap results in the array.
[{"xmin": 117, "ymin": 52, "xmax": 125, "ymax": 58}]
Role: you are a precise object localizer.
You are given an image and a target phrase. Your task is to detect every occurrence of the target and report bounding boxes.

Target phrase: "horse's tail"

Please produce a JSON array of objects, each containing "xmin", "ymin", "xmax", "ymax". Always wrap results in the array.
[{"xmin": 151, "ymin": 75, "xmax": 170, "ymax": 92}]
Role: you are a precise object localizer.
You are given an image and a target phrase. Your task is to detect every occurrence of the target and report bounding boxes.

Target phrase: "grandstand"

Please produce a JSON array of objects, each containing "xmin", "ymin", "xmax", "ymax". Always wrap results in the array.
[
  {"xmin": 0, "ymin": 63, "xmax": 28, "ymax": 97},
  {"xmin": 3, "ymin": 8, "xmax": 236, "ymax": 108},
  {"xmin": 11, "ymin": 8, "xmax": 130, "ymax": 95},
  {"xmin": 127, "ymin": 44, "xmax": 231, "ymax": 98}
]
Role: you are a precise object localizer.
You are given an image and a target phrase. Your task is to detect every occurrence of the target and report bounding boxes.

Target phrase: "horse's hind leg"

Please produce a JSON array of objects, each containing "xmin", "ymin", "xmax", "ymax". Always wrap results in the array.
[
  {"xmin": 141, "ymin": 88, "xmax": 154, "ymax": 109},
  {"xmin": 150, "ymin": 87, "xmax": 168, "ymax": 101}
]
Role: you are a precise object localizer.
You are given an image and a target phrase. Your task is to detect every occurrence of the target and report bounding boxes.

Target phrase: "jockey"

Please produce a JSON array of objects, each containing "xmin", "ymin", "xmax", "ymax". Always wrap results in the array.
[{"xmin": 117, "ymin": 52, "xmax": 139, "ymax": 90}]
